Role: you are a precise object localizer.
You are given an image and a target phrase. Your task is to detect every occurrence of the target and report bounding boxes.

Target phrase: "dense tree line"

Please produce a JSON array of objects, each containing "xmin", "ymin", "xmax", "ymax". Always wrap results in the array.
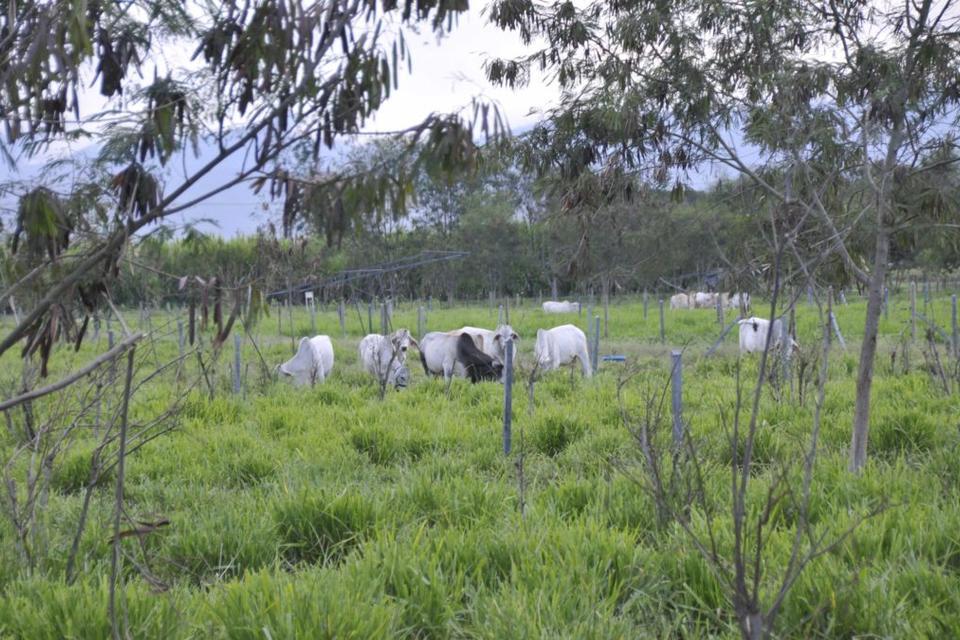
[{"xmin": 61, "ymin": 141, "xmax": 959, "ymax": 308}]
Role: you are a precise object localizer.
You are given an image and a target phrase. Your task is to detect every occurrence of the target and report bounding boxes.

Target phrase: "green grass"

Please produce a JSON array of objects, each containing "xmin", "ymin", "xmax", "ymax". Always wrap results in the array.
[{"xmin": 1, "ymin": 294, "xmax": 959, "ymax": 637}]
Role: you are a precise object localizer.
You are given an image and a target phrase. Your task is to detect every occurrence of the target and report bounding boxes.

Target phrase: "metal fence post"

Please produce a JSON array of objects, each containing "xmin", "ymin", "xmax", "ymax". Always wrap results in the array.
[
  {"xmin": 643, "ymin": 290, "xmax": 649, "ymax": 320},
  {"xmin": 338, "ymin": 300, "xmax": 346, "ymax": 337},
  {"xmin": 177, "ymin": 320, "xmax": 185, "ymax": 358},
  {"xmin": 659, "ymin": 299, "xmax": 666, "ymax": 344},
  {"xmin": 910, "ymin": 281, "xmax": 917, "ymax": 342},
  {"xmin": 418, "ymin": 306, "xmax": 425, "ymax": 340},
  {"xmin": 671, "ymin": 350, "xmax": 683, "ymax": 446},
  {"xmin": 952, "ymin": 294, "xmax": 958, "ymax": 360},
  {"xmin": 592, "ymin": 315, "xmax": 600, "ymax": 373},
  {"xmin": 503, "ymin": 338, "xmax": 514, "ymax": 455},
  {"xmin": 233, "ymin": 332, "xmax": 242, "ymax": 394}
]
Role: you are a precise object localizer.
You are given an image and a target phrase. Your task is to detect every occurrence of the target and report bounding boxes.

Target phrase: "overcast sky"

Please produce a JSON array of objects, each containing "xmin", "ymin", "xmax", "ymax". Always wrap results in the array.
[
  {"xmin": 1, "ymin": 3, "xmax": 559, "ymax": 237},
  {"xmin": 0, "ymin": 2, "xmax": 745, "ymax": 237}
]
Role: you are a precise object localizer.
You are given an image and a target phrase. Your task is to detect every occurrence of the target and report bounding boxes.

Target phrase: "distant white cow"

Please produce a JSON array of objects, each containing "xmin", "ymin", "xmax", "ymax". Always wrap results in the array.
[
  {"xmin": 670, "ymin": 293, "xmax": 690, "ymax": 309},
  {"xmin": 737, "ymin": 317, "xmax": 798, "ymax": 354},
  {"xmin": 454, "ymin": 325, "xmax": 519, "ymax": 367},
  {"xmin": 693, "ymin": 292, "xmax": 719, "ymax": 308},
  {"xmin": 542, "ymin": 300, "xmax": 581, "ymax": 314},
  {"xmin": 727, "ymin": 292, "xmax": 751, "ymax": 312},
  {"xmin": 278, "ymin": 335, "xmax": 335, "ymax": 386},
  {"xmin": 534, "ymin": 324, "xmax": 592, "ymax": 377},
  {"xmin": 358, "ymin": 329, "xmax": 418, "ymax": 388}
]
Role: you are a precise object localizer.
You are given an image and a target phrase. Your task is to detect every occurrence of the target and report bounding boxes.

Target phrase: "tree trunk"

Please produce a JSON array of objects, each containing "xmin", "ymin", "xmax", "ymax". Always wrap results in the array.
[{"xmin": 850, "ymin": 227, "xmax": 889, "ymax": 472}]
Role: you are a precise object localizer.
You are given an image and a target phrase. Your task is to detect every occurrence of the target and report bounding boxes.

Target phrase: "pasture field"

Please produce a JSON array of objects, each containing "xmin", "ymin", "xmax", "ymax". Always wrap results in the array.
[{"xmin": 1, "ymin": 294, "xmax": 959, "ymax": 638}]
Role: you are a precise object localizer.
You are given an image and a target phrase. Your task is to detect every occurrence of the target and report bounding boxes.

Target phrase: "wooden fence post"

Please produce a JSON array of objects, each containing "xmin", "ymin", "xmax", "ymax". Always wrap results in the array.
[
  {"xmin": 643, "ymin": 290, "xmax": 649, "ymax": 320},
  {"xmin": 418, "ymin": 306, "xmax": 426, "ymax": 340}
]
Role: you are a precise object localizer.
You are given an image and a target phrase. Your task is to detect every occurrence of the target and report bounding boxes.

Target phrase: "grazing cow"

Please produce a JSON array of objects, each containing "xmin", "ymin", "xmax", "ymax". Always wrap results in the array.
[
  {"xmin": 737, "ymin": 317, "xmax": 798, "ymax": 354},
  {"xmin": 454, "ymin": 325, "xmax": 519, "ymax": 368},
  {"xmin": 670, "ymin": 293, "xmax": 690, "ymax": 309},
  {"xmin": 419, "ymin": 331, "xmax": 504, "ymax": 383},
  {"xmin": 534, "ymin": 324, "xmax": 592, "ymax": 377},
  {"xmin": 728, "ymin": 292, "xmax": 751, "ymax": 312},
  {"xmin": 278, "ymin": 335, "xmax": 335, "ymax": 386},
  {"xmin": 693, "ymin": 292, "xmax": 718, "ymax": 308},
  {"xmin": 358, "ymin": 329, "xmax": 418, "ymax": 389},
  {"xmin": 542, "ymin": 300, "xmax": 581, "ymax": 314}
]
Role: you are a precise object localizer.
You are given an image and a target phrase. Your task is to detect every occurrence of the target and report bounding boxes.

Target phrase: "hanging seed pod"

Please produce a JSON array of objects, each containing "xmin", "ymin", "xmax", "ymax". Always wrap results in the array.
[
  {"xmin": 189, "ymin": 301, "xmax": 196, "ymax": 345},
  {"xmin": 74, "ymin": 315, "xmax": 89, "ymax": 351}
]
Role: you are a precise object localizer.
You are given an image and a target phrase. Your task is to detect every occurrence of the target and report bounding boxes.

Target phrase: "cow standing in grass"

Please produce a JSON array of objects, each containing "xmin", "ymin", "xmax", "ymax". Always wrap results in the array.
[
  {"xmin": 670, "ymin": 293, "xmax": 690, "ymax": 309},
  {"xmin": 359, "ymin": 329, "xmax": 418, "ymax": 390},
  {"xmin": 453, "ymin": 325, "xmax": 519, "ymax": 372},
  {"xmin": 737, "ymin": 317, "xmax": 798, "ymax": 354},
  {"xmin": 278, "ymin": 335, "xmax": 335, "ymax": 386},
  {"xmin": 533, "ymin": 324, "xmax": 592, "ymax": 378},
  {"xmin": 419, "ymin": 331, "xmax": 504, "ymax": 383},
  {"xmin": 542, "ymin": 300, "xmax": 580, "ymax": 313}
]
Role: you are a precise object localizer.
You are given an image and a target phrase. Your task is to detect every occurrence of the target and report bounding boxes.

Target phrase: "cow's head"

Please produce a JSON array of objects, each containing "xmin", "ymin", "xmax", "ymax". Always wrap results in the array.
[
  {"xmin": 278, "ymin": 337, "xmax": 322, "ymax": 386},
  {"xmin": 492, "ymin": 325, "xmax": 519, "ymax": 354},
  {"xmin": 390, "ymin": 328, "xmax": 418, "ymax": 356}
]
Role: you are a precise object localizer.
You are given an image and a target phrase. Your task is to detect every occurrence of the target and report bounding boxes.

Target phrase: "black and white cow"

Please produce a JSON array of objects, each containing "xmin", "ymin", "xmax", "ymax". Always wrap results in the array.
[{"xmin": 419, "ymin": 331, "xmax": 504, "ymax": 383}]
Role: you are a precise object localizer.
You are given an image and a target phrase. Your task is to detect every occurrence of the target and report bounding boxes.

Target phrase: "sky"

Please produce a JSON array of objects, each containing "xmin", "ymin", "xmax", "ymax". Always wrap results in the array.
[
  {"xmin": 0, "ymin": 1, "xmax": 753, "ymax": 238},
  {"xmin": 0, "ymin": 2, "xmax": 559, "ymax": 237}
]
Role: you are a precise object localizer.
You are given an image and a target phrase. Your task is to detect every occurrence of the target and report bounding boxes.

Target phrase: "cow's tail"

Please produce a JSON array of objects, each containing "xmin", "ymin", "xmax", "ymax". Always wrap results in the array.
[{"xmin": 419, "ymin": 348, "xmax": 430, "ymax": 376}]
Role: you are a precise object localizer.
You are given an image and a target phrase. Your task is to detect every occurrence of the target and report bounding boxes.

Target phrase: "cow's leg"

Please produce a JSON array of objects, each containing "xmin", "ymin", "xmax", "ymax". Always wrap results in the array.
[{"xmin": 578, "ymin": 346, "xmax": 593, "ymax": 378}]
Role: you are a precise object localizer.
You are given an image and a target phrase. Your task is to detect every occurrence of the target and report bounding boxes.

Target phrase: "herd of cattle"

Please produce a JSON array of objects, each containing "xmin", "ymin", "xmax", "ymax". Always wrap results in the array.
[
  {"xmin": 669, "ymin": 291, "xmax": 751, "ymax": 310},
  {"xmin": 277, "ymin": 323, "xmax": 594, "ymax": 387},
  {"xmin": 276, "ymin": 297, "xmax": 795, "ymax": 388}
]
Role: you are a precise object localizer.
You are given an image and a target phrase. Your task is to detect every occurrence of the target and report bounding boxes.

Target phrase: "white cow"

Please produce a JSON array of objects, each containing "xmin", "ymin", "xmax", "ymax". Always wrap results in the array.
[
  {"xmin": 358, "ymin": 329, "xmax": 418, "ymax": 388},
  {"xmin": 419, "ymin": 331, "xmax": 503, "ymax": 383},
  {"xmin": 454, "ymin": 325, "xmax": 519, "ymax": 367},
  {"xmin": 542, "ymin": 300, "xmax": 581, "ymax": 314},
  {"xmin": 693, "ymin": 292, "xmax": 719, "ymax": 308},
  {"xmin": 728, "ymin": 292, "xmax": 751, "ymax": 312},
  {"xmin": 534, "ymin": 324, "xmax": 592, "ymax": 377},
  {"xmin": 737, "ymin": 317, "xmax": 798, "ymax": 354},
  {"xmin": 670, "ymin": 293, "xmax": 690, "ymax": 309},
  {"xmin": 278, "ymin": 335, "xmax": 335, "ymax": 386}
]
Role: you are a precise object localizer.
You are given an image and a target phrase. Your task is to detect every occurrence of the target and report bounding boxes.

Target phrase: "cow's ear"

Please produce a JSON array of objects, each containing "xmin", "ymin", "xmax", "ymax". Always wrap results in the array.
[
  {"xmin": 494, "ymin": 333, "xmax": 502, "ymax": 343},
  {"xmin": 409, "ymin": 337, "xmax": 420, "ymax": 349},
  {"xmin": 511, "ymin": 332, "xmax": 519, "ymax": 341}
]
